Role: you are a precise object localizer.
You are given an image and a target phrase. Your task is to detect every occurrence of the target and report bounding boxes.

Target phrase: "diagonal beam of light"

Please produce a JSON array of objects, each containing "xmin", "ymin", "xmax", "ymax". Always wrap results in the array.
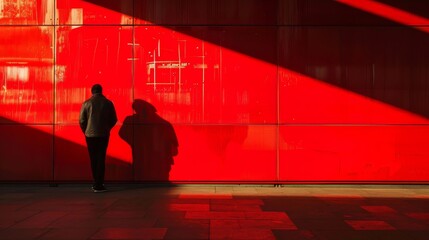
[{"xmin": 337, "ymin": 0, "xmax": 429, "ymax": 33}]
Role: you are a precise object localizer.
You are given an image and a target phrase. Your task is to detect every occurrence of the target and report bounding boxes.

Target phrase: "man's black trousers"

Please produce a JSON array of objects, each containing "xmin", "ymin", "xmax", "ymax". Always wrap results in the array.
[{"xmin": 86, "ymin": 136, "xmax": 109, "ymax": 187}]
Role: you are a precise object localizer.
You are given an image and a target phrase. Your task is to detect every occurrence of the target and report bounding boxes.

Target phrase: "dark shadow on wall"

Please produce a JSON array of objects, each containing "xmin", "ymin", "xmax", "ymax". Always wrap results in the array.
[
  {"xmin": 119, "ymin": 99, "xmax": 179, "ymax": 182},
  {"xmin": 0, "ymin": 117, "xmax": 53, "ymax": 181},
  {"xmin": 82, "ymin": 0, "xmax": 429, "ymax": 119},
  {"xmin": 0, "ymin": 116, "xmax": 132, "ymax": 182},
  {"xmin": 377, "ymin": 0, "xmax": 429, "ymax": 19}
]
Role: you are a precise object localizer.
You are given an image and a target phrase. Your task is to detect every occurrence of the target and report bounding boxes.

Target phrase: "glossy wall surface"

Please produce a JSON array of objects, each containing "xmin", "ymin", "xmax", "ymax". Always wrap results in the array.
[{"xmin": 1, "ymin": 0, "xmax": 429, "ymax": 182}]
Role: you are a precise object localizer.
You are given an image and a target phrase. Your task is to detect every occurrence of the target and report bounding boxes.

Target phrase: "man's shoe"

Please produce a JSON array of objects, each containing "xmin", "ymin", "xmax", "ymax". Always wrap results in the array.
[{"xmin": 93, "ymin": 185, "xmax": 107, "ymax": 193}]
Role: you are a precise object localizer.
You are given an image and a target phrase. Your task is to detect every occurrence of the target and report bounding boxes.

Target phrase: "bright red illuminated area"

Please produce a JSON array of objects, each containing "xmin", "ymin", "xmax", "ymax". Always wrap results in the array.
[{"xmin": 1, "ymin": 0, "xmax": 429, "ymax": 182}]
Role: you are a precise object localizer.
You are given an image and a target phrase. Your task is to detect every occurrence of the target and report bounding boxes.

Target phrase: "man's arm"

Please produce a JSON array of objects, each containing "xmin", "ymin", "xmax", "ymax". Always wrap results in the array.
[
  {"xmin": 79, "ymin": 103, "xmax": 88, "ymax": 133},
  {"xmin": 109, "ymin": 101, "xmax": 118, "ymax": 130}
]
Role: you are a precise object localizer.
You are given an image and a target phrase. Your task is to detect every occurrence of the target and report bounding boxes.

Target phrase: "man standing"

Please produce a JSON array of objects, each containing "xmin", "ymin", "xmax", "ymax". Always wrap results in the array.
[{"xmin": 79, "ymin": 84, "xmax": 117, "ymax": 192}]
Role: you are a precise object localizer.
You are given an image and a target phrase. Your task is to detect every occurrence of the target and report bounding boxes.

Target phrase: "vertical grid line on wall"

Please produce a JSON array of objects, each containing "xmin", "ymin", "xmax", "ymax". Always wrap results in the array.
[
  {"xmin": 52, "ymin": 0, "xmax": 57, "ymax": 184},
  {"xmin": 276, "ymin": 0, "xmax": 280, "ymax": 183},
  {"xmin": 131, "ymin": 0, "xmax": 136, "ymax": 181}
]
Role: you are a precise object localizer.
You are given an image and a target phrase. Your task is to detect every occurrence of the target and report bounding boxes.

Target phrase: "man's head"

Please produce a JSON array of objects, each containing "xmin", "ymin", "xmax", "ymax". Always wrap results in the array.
[{"xmin": 91, "ymin": 84, "xmax": 102, "ymax": 94}]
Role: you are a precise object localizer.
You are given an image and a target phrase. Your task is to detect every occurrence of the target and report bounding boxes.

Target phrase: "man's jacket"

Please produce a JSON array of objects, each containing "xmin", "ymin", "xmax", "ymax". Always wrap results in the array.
[{"xmin": 79, "ymin": 93, "xmax": 117, "ymax": 137}]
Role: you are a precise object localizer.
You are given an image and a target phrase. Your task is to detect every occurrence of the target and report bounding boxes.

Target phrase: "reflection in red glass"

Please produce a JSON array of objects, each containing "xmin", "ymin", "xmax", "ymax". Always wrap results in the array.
[
  {"xmin": 0, "ymin": 0, "xmax": 54, "ymax": 25},
  {"xmin": 0, "ymin": 26, "xmax": 54, "ymax": 124},
  {"xmin": 55, "ymin": 26, "xmax": 133, "ymax": 124},
  {"xmin": 133, "ymin": 26, "xmax": 277, "ymax": 124}
]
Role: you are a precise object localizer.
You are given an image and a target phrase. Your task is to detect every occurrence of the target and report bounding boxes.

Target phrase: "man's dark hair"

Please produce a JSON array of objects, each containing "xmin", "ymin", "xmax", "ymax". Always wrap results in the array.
[{"xmin": 91, "ymin": 84, "xmax": 102, "ymax": 94}]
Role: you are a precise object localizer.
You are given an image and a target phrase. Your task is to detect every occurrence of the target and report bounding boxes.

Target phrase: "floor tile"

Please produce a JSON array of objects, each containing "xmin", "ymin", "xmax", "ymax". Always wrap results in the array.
[
  {"xmin": 185, "ymin": 211, "xmax": 246, "ymax": 220},
  {"xmin": 164, "ymin": 227, "xmax": 209, "ymax": 239},
  {"xmin": 210, "ymin": 203, "xmax": 262, "ymax": 212},
  {"xmin": 0, "ymin": 210, "xmax": 39, "ymax": 228},
  {"xmin": 90, "ymin": 227, "xmax": 167, "ymax": 239},
  {"xmin": 168, "ymin": 203, "xmax": 210, "ymax": 211},
  {"xmin": 179, "ymin": 194, "xmax": 232, "ymax": 199},
  {"xmin": 361, "ymin": 205, "xmax": 397, "ymax": 214},
  {"xmin": 239, "ymin": 219, "xmax": 297, "ymax": 230},
  {"xmin": 38, "ymin": 228, "xmax": 98, "ymax": 240},
  {"xmin": 210, "ymin": 228, "xmax": 276, "ymax": 240},
  {"xmin": 11, "ymin": 211, "xmax": 68, "ymax": 228},
  {"xmin": 345, "ymin": 220, "xmax": 396, "ymax": 230},
  {"xmin": 0, "ymin": 228, "xmax": 49, "ymax": 239}
]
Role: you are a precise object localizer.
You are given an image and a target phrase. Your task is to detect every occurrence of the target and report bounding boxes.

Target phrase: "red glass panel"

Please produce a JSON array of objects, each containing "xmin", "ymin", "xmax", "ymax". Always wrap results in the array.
[
  {"xmin": 134, "ymin": 0, "xmax": 277, "ymax": 25},
  {"xmin": 134, "ymin": 26, "xmax": 277, "ymax": 124},
  {"xmin": 279, "ymin": 0, "xmax": 413, "ymax": 26},
  {"xmin": 279, "ymin": 126, "xmax": 429, "ymax": 181},
  {"xmin": 279, "ymin": 68, "xmax": 429, "ymax": 124},
  {"xmin": 0, "ymin": 26, "xmax": 54, "ymax": 124},
  {"xmin": 278, "ymin": 26, "xmax": 429, "ymax": 124},
  {"xmin": 168, "ymin": 125, "xmax": 277, "ymax": 181},
  {"xmin": 0, "ymin": 0, "xmax": 54, "ymax": 25},
  {"xmin": 56, "ymin": 0, "xmax": 133, "ymax": 25},
  {"xmin": 0, "ymin": 123, "xmax": 53, "ymax": 181},
  {"xmin": 55, "ymin": 26, "xmax": 133, "ymax": 124},
  {"xmin": 54, "ymin": 125, "xmax": 132, "ymax": 181}
]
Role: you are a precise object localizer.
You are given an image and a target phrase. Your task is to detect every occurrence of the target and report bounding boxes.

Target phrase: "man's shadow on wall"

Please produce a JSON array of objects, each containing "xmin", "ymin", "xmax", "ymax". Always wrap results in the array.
[{"xmin": 119, "ymin": 99, "xmax": 178, "ymax": 182}]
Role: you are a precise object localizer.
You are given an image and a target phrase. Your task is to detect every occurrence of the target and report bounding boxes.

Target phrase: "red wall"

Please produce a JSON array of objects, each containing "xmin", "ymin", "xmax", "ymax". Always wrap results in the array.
[{"xmin": 1, "ymin": 0, "xmax": 429, "ymax": 182}]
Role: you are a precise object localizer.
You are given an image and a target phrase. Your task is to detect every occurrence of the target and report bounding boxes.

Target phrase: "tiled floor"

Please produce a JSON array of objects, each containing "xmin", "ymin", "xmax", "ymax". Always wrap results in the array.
[{"xmin": 1, "ymin": 184, "xmax": 429, "ymax": 239}]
